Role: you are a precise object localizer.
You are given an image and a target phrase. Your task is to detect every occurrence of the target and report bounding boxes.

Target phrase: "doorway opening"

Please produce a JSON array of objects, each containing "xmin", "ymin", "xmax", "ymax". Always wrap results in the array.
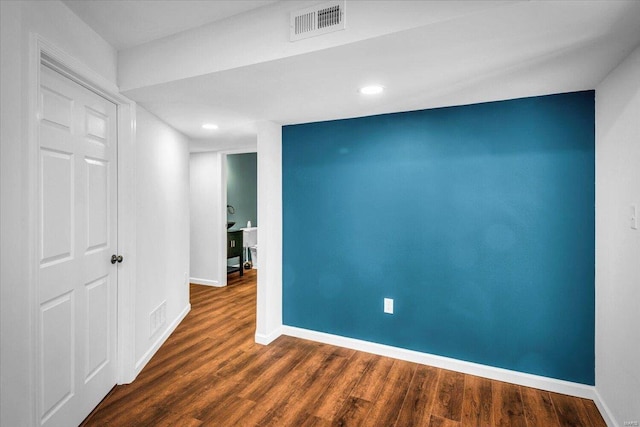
[{"xmin": 225, "ymin": 152, "xmax": 258, "ymax": 277}]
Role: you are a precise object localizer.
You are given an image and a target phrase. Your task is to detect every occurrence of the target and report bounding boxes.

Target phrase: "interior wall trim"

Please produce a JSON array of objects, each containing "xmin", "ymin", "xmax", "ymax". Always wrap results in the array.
[
  {"xmin": 254, "ymin": 327, "xmax": 283, "ymax": 346},
  {"xmin": 593, "ymin": 388, "xmax": 619, "ymax": 427},
  {"xmin": 189, "ymin": 277, "xmax": 222, "ymax": 287},
  {"xmin": 280, "ymin": 325, "xmax": 597, "ymax": 400}
]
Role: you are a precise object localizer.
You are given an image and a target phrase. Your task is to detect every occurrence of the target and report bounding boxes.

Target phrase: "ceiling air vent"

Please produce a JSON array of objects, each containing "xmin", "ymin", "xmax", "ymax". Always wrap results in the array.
[{"xmin": 290, "ymin": 1, "xmax": 346, "ymax": 42}]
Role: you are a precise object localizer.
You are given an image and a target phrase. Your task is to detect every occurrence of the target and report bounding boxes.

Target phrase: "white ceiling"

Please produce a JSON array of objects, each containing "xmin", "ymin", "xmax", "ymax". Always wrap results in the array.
[
  {"xmin": 63, "ymin": 1, "xmax": 640, "ymax": 151},
  {"xmin": 62, "ymin": 0, "xmax": 278, "ymax": 50}
]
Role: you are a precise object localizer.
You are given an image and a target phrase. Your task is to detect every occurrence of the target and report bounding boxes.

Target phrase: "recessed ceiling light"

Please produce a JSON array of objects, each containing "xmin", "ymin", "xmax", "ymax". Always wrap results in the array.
[
  {"xmin": 359, "ymin": 85, "xmax": 385, "ymax": 95},
  {"xmin": 202, "ymin": 123, "xmax": 219, "ymax": 130}
]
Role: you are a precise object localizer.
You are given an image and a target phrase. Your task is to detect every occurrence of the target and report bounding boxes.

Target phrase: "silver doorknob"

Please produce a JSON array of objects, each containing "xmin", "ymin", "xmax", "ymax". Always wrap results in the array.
[{"xmin": 111, "ymin": 254, "xmax": 123, "ymax": 264}]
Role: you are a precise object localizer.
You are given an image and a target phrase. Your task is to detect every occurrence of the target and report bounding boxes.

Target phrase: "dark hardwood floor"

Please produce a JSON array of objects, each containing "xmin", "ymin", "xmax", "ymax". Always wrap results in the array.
[{"xmin": 82, "ymin": 269, "xmax": 606, "ymax": 426}]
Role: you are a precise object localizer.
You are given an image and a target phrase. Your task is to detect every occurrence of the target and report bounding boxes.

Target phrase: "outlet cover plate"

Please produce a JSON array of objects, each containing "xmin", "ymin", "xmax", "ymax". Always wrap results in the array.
[{"xmin": 384, "ymin": 298, "xmax": 394, "ymax": 314}]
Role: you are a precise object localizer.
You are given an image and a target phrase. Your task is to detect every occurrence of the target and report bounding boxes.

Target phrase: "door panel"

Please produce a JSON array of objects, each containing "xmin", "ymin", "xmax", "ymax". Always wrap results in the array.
[
  {"xmin": 38, "ymin": 64, "xmax": 117, "ymax": 427},
  {"xmin": 41, "ymin": 87, "xmax": 72, "ymax": 129},
  {"xmin": 40, "ymin": 292, "xmax": 74, "ymax": 421},
  {"xmin": 40, "ymin": 149, "xmax": 73, "ymax": 264},
  {"xmin": 84, "ymin": 277, "xmax": 109, "ymax": 381},
  {"xmin": 85, "ymin": 158, "xmax": 108, "ymax": 251},
  {"xmin": 85, "ymin": 107, "xmax": 108, "ymax": 142}
]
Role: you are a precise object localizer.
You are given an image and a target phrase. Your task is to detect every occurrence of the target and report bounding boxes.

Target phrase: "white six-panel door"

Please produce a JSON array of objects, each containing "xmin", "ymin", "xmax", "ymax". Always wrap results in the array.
[{"xmin": 38, "ymin": 64, "xmax": 118, "ymax": 427}]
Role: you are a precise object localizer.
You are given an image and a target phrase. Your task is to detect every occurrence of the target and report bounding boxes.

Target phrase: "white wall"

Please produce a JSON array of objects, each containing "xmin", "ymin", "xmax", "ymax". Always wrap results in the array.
[
  {"xmin": 255, "ymin": 121, "xmax": 283, "ymax": 344},
  {"xmin": 0, "ymin": 2, "xmax": 117, "ymax": 425},
  {"xmin": 595, "ymin": 44, "xmax": 640, "ymax": 426},
  {"xmin": 134, "ymin": 108, "xmax": 191, "ymax": 368},
  {"xmin": 189, "ymin": 152, "xmax": 225, "ymax": 286}
]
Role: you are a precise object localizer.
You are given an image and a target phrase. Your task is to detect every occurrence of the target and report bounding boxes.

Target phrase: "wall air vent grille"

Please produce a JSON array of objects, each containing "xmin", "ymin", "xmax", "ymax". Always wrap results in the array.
[
  {"xmin": 318, "ymin": 5, "xmax": 341, "ymax": 29},
  {"xmin": 294, "ymin": 11, "xmax": 316, "ymax": 35},
  {"xmin": 290, "ymin": 1, "xmax": 346, "ymax": 41}
]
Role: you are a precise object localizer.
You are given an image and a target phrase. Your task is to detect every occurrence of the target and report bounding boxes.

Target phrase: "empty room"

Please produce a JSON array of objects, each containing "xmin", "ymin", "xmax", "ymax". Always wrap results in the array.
[{"xmin": 1, "ymin": 1, "xmax": 639, "ymax": 426}]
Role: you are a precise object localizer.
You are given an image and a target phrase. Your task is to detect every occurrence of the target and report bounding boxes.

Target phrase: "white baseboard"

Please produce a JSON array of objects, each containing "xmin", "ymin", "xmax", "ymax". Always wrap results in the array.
[
  {"xmin": 281, "ymin": 325, "xmax": 597, "ymax": 400},
  {"xmin": 255, "ymin": 327, "xmax": 282, "ymax": 345},
  {"xmin": 190, "ymin": 277, "xmax": 223, "ymax": 287},
  {"xmin": 593, "ymin": 389, "xmax": 618, "ymax": 427},
  {"xmin": 134, "ymin": 303, "xmax": 190, "ymax": 375}
]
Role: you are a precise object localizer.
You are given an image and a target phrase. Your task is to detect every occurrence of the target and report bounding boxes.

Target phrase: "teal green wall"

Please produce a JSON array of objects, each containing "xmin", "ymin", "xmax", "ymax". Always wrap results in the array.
[
  {"xmin": 282, "ymin": 91, "xmax": 595, "ymax": 385},
  {"xmin": 227, "ymin": 153, "xmax": 257, "ymax": 231}
]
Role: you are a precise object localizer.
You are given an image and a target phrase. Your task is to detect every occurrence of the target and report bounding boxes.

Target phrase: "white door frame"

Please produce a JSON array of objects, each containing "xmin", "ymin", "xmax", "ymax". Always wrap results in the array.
[{"xmin": 28, "ymin": 34, "xmax": 137, "ymax": 423}]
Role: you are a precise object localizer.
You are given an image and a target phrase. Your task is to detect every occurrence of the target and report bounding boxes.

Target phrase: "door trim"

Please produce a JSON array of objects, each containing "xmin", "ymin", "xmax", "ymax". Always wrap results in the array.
[{"xmin": 28, "ymin": 33, "xmax": 137, "ymax": 424}]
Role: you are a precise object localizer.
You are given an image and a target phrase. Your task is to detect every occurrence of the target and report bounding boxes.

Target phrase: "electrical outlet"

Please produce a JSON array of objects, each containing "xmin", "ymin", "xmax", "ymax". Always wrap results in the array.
[{"xmin": 384, "ymin": 298, "xmax": 394, "ymax": 314}]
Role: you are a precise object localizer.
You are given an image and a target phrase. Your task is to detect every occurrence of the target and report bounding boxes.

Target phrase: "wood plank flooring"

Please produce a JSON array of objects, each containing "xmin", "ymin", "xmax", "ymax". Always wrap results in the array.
[{"xmin": 82, "ymin": 270, "xmax": 606, "ymax": 426}]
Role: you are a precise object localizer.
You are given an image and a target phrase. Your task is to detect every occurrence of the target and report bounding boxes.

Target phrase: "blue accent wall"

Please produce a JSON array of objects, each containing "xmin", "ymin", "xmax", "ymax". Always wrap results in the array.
[{"xmin": 282, "ymin": 91, "xmax": 595, "ymax": 385}]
